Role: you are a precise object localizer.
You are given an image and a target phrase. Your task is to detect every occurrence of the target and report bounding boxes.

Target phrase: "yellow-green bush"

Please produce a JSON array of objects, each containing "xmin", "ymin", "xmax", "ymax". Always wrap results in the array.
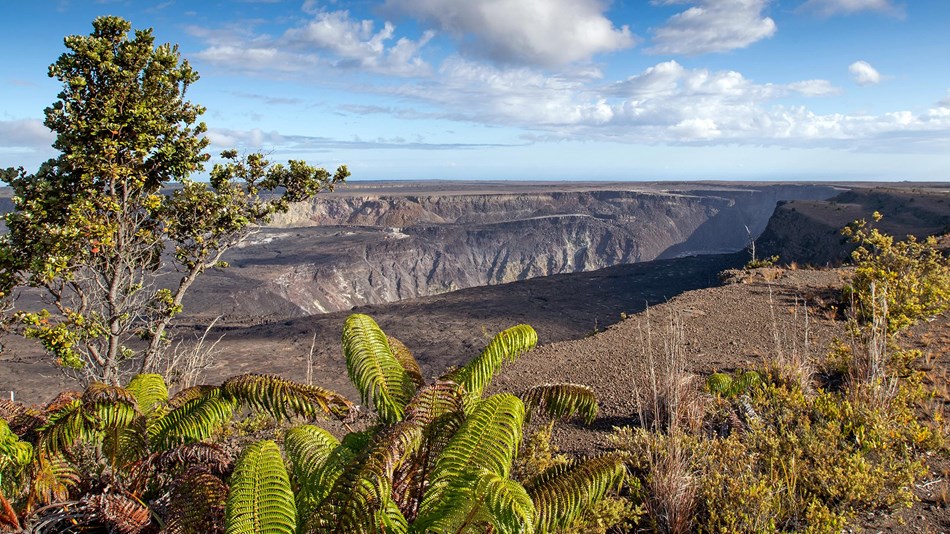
[{"xmin": 842, "ymin": 213, "xmax": 950, "ymax": 333}]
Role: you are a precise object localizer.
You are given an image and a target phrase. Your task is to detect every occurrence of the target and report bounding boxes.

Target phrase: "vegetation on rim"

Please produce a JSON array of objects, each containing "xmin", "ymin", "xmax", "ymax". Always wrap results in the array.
[{"xmin": 0, "ymin": 16, "xmax": 349, "ymax": 385}]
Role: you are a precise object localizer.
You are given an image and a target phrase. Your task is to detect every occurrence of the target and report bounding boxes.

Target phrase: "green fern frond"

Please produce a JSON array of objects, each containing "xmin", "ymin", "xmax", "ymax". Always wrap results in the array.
[
  {"xmin": 221, "ymin": 373, "xmax": 352, "ymax": 422},
  {"xmin": 404, "ymin": 380, "xmax": 465, "ymax": 427},
  {"xmin": 102, "ymin": 415, "xmax": 149, "ymax": 472},
  {"xmin": 126, "ymin": 373, "xmax": 169, "ymax": 418},
  {"xmin": 389, "ymin": 336, "xmax": 425, "ymax": 388},
  {"xmin": 342, "ymin": 314, "xmax": 415, "ymax": 424},
  {"xmin": 284, "ymin": 424, "xmax": 339, "ymax": 518},
  {"xmin": 305, "ymin": 430, "xmax": 374, "ymax": 510},
  {"xmin": 526, "ymin": 453, "xmax": 626, "ymax": 533},
  {"xmin": 308, "ymin": 422, "xmax": 422, "ymax": 534},
  {"xmin": 0, "ymin": 419, "xmax": 32, "ymax": 468},
  {"xmin": 706, "ymin": 372, "xmax": 733, "ymax": 397},
  {"xmin": 37, "ymin": 399, "xmax": 95, "ymax": 455},
  {"xmin": 417, "ymin": 394, "xmax": 525, "ymax": 526},
  {"xmin": 225, "ymin": 440, "xmax": 296, "ymax": 534},
  {"xmin": 166, "ymin": 468, "xmax": 228, "ymax": 534},
  {"xmin": 521, "ymin": 383, "xmax": 598, "ymax": 425},
  {"xmin": 83, "ymin": 383, "xmax": 140, "ymax": 430},
  {"xmin": 449, "ymin": 325, "xmax": 537, "ymax": 400},
  {"xmin": 150, "ymin": 390, "xmax": 235, "ymax": 450},
  {"xmin": 167, "ymin": 385, "xmax": 220, "ymax": 410},
  {"xmin": 734, "ymin": 370, "xmax": 762, "ymax": 394},
  {"xmin": 477, "ymin": 470, "xmax": 535, "ymax": 534}
]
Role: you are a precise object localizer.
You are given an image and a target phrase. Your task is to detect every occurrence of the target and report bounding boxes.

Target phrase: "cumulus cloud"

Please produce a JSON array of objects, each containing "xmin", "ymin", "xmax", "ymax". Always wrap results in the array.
[
  {"xmin": 380, "ymin": 59, "xmax": 950, "ymax": 149},
  {"xmin": 383, "ymin": 0, "xmax": 635, "ymax": 67},
  {"xmin": 648, "ymin": 0, "xmax": 777, "ymax": 55},
  {"xmin": 849, "ymin": 60, "xmax": 883, "ymax": 85},
  {"xmin": 191, "ymin": 9, "xmax": 432, "ymax": 77},
  {"xmin": 798, "ymin": 0, "xmax": 905, "ymax": 18}
]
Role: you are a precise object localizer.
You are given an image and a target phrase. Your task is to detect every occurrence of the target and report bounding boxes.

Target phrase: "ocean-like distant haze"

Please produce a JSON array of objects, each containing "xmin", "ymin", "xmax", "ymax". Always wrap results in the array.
[{"xmin": 1, "ymin": 0, "xmax": 949, "ymax": 181}]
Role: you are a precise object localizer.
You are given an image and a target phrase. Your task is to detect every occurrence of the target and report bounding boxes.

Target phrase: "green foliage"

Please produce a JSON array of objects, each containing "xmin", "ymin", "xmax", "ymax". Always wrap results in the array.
[
  {"xmin": 705, "ymin": 370, "xmax": 762, "ymax": 398},
  {"xmin": 521, "ymin": 383, "xmax": 599, "ymax": 424},
  {"xmin": 221, "ymin": 373, "xmax": 353, "ymax": 421},
  {"xmin": 342, "ymin": 314, "xmax": 416, "ymax": 424},
  {"xmin": 125, "ymin": 373, "xmax": 169, "ymax": 418},
  {"xmin": 165, "ymin": 468, "xmax": 229, "ymax": 534},
  {"xmin": 225, "ymin": 440, "xmax": 296, "ymax": 534},
  {"xmin": 525, "ymin": 454, "xmax": 627, "ymax": 533},
  {"xmin": 0, "ymin": 16, "xmax": 348, "ymax": 384},
  {"xmin": 842, "ymin": 213, "xmax": 950, "ymax": 333},
  {"xmin": 449, "ymin": 324, "xmax": 538, "ymax": 401},
  {"xmin": 744, "ymin": 255, "xmax": 780, "ymax": 269}
]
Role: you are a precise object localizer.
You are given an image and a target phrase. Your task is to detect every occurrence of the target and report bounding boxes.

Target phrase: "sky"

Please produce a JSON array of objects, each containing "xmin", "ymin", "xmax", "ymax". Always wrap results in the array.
[{"xmin": 1, "ymin": 0, "xmax": 949, "ymax": 181}]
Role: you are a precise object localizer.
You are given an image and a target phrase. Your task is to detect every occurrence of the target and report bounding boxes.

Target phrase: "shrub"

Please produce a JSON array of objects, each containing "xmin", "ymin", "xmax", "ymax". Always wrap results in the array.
[{"xmin": 842, "ymin": 213, "xmax": 950, "ymax": 333}]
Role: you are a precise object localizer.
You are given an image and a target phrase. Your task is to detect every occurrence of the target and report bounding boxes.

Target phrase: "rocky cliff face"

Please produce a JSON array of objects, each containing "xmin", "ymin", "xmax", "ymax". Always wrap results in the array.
[{"xmin": 179, "ymin": 184, "xmax": 839, "ymax": 318}]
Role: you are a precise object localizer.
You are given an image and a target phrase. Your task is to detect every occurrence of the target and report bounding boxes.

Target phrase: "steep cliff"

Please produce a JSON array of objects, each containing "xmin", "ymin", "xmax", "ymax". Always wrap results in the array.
[{"xmin": 180, "ymin": 184, "xmax": 839, "ymax": 317}]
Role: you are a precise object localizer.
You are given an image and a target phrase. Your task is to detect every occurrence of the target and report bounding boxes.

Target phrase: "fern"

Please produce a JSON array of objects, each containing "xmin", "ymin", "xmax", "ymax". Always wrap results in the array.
[
  {"xmin": 449, "ymin": 325, "xmax": 537, "ymax": 400},
  {"xmin": 85, "ymin": 492, "xmax": 152, "ymax": 534},
  {"xmin": 150, "ymin": 390, "xmax": 235, "ymax": 450},
  {"xmin": 125, "ymin": 373, "xmax": 169, "ymax": 418},
  {"xmin": 28, "ymin": 452, "xmax": 79, "ymax": 506},
  {"xmin": 166, "ymin": 468, "xmax": 228, "ymax": 534},
  {"xmin": 284, "ymin": 424, "xmax": 339, "ymax": 518},
  {"xmin": 521, "ymin": 383, "xmax": 598, "ymax": 424},
  {"xmin": 307, "ymin": 422, "xmax": 421, "ymax": 533},
  {"xmin": 389, "ymin": 336, "xmax": 425, "ymax": 388},
  {"xmin": 343, "ymin": 314, "xmax": 415, "ymax": 424},
  {"xmin": 526, "ymin": 453, "xmax": 626, "ymax": 532},
  {"xmin": 82, "ymin": 382, "xmax": 140, "ymax": 430},
  {"xmin": 221, "ymin": 373, "xmax": 353, "ymax": 421},
  {"xmin": 476, "ymin": 470, "xmax": 535, "ymax": 534},
  {"xmin": 707, "ymin": 371, "xmax": 762, "ymax": 398},
  {"xmin": 225, "ymin": 440, "xmax": 296, "ymax": 534},
  {"xmin": 167, "ymin": 385, "xmax": 220, "ymax": 409},
  {"xmin": 416, "ymin": 394, "xmax": 525, "ymax": 529},
  {"xmin": 37, "ymin": 399, "xmax": 95, "ymax": 455}
]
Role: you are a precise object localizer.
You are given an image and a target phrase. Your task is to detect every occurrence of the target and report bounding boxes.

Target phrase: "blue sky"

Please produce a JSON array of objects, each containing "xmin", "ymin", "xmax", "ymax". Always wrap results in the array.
[{"xmin": 2, "ymin": 0, "xmax": 949, "ymax": 181}]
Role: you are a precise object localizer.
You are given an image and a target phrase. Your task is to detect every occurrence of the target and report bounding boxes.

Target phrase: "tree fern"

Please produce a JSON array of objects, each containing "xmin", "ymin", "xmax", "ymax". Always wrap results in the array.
[
  {"xmin": 283, "ymin": 424, "xmax": 339, "ymax": 518},
  {"xmin": 82, "ymin": 382, "xmax": 139, "ymax": 430},
  {"xmin": 521, "ymin": 383, "xmax": 598, "ymax": 424},
  {"xmin": 388, "ymin": 336, "xmax": 425, "ymax": 388},
  {"xmin": 221, "ymin": 373, "xmax": 353, "ymax": 421},
  {"xmin": 307, "ymin": 421, "xmax": 421, "ymax": 534},
  {"xmin": 416, "ymin": 394, "xmax": 525, "ymax": 529},
  {"xmin": 342, "ymin": 314, "xmax": 415, "ymax": 424},
  {"xmin": 476, "ymin": 470, "xmax": 535, "ymax": 534},
  {"xmin": 166, "ymin": 468, "xmax": 228, "ymax": 534},
  {"xmin": 125, "ymin": 373, "xmax": 169, "ymax": 418},
  {"xmin": 225, "ymin": 440, "xmax": 296, "ymax": 534},
  {"xmin": 27, "ymin": 452, "xmax": 79, "ymax": 506},
  {"xmin": 525, "ymin": 453, "xmax": 626, "ymax": 532},
  {"xmin": 449, "ymin": 325, "xmax": 537, "ymax": 400},
  {"xmin": 37, "ymin": 399, "xmax": 95, "ymax": 455},
  {"xmin": 149, "ymin": 390, "xmax": 235, "ymax": 450}
]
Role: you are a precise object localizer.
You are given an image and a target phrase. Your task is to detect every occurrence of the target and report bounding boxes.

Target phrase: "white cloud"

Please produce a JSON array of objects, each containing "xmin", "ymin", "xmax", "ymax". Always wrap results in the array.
[
  {"xmin": 787, "ymin": 79, "xmax": 842, "ymax": 96},
  {"xmin": 382, "ymin": 59, "xmax": 950, "ymax": 149},
  {"xmin": 648, "ymin": 0, "xmax": 777, "ymax": 55},
  {"xmin": 0, "ymin": 119, "xmax": 56, "ymax": 169},
  {"xmin": 191, "ymin": 9, "xmax": 432, "ymax": 77},
  {"xmin": 849, "ymin": 60, "xmax": 883, "ymax": 85},
  {"xmin": 383, "ymin": 0, "xmax": 635, "ymax": 67},
  {"xmin": 798, "ymin": 0, "xmax": 905, "ymax": 18}
]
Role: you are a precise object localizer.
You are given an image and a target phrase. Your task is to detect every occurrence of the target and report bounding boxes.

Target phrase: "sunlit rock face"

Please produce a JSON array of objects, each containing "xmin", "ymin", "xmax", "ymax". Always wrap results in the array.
[{"xmin": 180, "ymin": 184, "xmax": 837, "ymax": 317}]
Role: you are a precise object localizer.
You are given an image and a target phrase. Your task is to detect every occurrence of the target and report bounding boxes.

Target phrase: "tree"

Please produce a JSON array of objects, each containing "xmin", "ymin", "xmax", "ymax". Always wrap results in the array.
[{"xmin": 0, "ymin": 17, "xmax": 349, "ymax": 384}]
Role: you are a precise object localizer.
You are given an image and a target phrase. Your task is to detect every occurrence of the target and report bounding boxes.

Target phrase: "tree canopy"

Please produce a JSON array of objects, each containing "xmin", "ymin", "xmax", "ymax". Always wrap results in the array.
[{"xmin": 0, "ymin": 16, "xmax": 349, "ymax": 384}]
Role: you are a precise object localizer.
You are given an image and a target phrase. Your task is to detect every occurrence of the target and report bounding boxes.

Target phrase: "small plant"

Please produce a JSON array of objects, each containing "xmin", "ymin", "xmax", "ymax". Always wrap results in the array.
[{"xmin": 745, "ymin": 255, "xmax": 780, "ymax": 269}]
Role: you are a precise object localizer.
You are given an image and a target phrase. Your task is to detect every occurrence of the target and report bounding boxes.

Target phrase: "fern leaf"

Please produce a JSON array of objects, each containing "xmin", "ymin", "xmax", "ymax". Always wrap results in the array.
[
  {"xmin": 342, "ymin": 314, "xmax": 415, "ymax": 424},
  {"xmin": 28, "ymin": 452, "xmax": 79, "ymax": 506},
  {"xmin": 126, "ymin": 373, "xmax": 169, "ymax": 418},
  {"xmin": 37, "ymin": 399, "xmax": 94, "ymax": 455},
  {"xmin": 168, "ymin": 385, "xmax": 220, "ymax": 410},
  {"xmin": 0, "ymin": 419, "xmax": 32, "ymax": 468},
  {"xmin": 521, "ymin": 383, "xmax": 598, "ymax": 424},
  {"xmin": 221, "ymin": 373, "xmax": 352, "ymax": 422},
  {"xmin": 225, "ymin": 440, "xmax": 296, "ymax": 534},
  {"xmin": 449, "ymin": 325, "xmax": 537, "ymax": 400},
  {"xmin": 477, "ymin": 470, "xmax": 535, "ymax": 534},
  {"xmin": 416, "ymin": 394, "xmax": 525, "ymax": 527},
  {"xmin": 307, "ymin": 422, "xmax": 422, "ymax": 533},
  {"xmin": 150, "ymin": 390, "xmax": 235, "ymax": 450},
  {"xmin": 166, "ymin": 468, "xmax": 228, "ymax": 534},
  {"xmin": 389, "ymin": 336, "xmax": 425, "ymax": 388},
  {"xmin": 734, "ymin": 371, "xmax": 762, "ymax": 395},
  {"xmin": 284, "ymin": 425, "xmax": 339, "ymax": 518},
  {"xmin": 526, "ymin": 453, "xmax": 626, "ymax": 533},
  {"xmin": 83, "ymin": 382, "xmax": 140, "ymax": 430},
  {"xmin": 706, "ymin": 373, "xmax": 734, "ymax": 397},
  {"xmin": 86, "ymin": 492, "xmax": 152, "ymax": 534}
]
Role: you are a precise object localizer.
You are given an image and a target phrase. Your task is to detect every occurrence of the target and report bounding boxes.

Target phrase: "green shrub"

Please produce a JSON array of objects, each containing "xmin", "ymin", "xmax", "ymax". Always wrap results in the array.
[{"xmin": 842, "ymin": 213, "xmax": 950, "ymax": 333}]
